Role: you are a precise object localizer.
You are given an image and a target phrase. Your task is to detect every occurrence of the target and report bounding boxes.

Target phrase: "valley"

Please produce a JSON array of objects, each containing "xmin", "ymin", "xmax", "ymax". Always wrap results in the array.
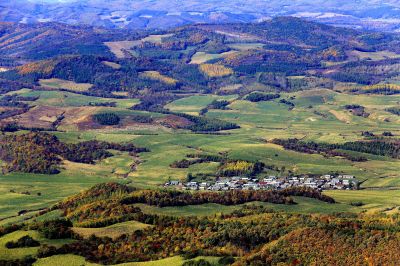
[{"xmin": 0, "ymin": 16, "xmax": 399, "ymax": 265}]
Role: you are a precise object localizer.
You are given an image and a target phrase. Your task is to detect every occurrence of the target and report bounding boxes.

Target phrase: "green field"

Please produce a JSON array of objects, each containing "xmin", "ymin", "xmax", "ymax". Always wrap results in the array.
[
  {"xmin": 1, "ymin": 88, "xmax": 400, "ymax": 221},
  {"xmin": 165, "ymin": 94, "xmax": 237, "ymax": 115},
  {"xmin": 34, "ymin": 255, "xmax": 221, "ymax": 266},
  {"xmin": 0, "ymin": 230, "xmax": 73, "ymax": 260},
  {"xmin": 19, "ymin": 90, "xmax": 139, "ymax": 109}
]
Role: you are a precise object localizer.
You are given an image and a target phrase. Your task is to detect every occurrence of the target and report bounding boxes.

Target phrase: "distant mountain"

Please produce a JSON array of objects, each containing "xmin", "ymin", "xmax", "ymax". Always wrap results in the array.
[
  {"xmin": 1, "ymin": 0, "xmax": 400, "ymax": 32},
  {"xmin": 0, "ymin": 22, "xmax": 146, "ymax": 65},
  {"xmin": 2, "ymin": 16, "xmax": 398, "ymax": 65}
]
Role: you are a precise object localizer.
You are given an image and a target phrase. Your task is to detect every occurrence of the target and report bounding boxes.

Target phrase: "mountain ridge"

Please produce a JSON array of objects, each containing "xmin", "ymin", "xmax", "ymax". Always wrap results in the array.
[{"xmin": 2, "ymin": 0, "xmax": 400, "ymax": 32}]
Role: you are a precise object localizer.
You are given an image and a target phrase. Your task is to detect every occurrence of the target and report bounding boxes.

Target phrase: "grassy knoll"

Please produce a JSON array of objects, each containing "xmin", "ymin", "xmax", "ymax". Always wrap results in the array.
[
  {"xmin": 34, "ymin": 255, "xmax": 220, "ymax": 266},
  {"xmin": 325, "ymin": 190, "xmax": 400, "ymax": 214},
  {"xmin": 72, "ymin": 220, "xmax": 151, "ymax": 239},
  {"xmin": 0, "ymin": 230, "xmax": 73, "ymax": 260}
]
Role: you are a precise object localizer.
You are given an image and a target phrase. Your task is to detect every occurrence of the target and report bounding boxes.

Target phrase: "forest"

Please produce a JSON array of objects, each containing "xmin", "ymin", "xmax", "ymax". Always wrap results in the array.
[
  {"xmin": 272, "ymin": 138, "xmax": 400, "ymax": 160},
  {"xmin": 0, "ymin": 183, "xmax": 399, "ymax": 266},
  {"xmin": 0, "ymin": 132, "xmax": 148, "ymax": 174}
]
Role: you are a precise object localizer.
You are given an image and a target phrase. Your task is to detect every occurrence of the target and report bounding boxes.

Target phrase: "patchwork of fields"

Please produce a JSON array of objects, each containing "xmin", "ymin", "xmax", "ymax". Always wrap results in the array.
[
  {"xmin": 1, "ymin": 16, "xmax": 400, "ymax": 265},
  {"xmin": 1, "ymin": 87, "xmax": 399, "ymax": 226}
]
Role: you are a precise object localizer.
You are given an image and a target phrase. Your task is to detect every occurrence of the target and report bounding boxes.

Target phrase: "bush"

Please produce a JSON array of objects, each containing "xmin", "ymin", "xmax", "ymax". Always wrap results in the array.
[
  {"xmin": 93, "ymin": 112, "xmax": 120, "ymax": 125},
  {"xmin": 5, "ymin": 236, "xmax": 40, "ymax": 249},
  {"xmin": 37, "ymin": 219, "xmax": 73, "ymax": 239},
  {"xmin": 382, "ymin": 131, "xmax": 394, "ymax": 136},
  {"xmin": 37, "ymin": 245, "xmax": 58, "ymax": 258},
  {"xmin": 219, "ymin": 256, "xmax": 235, "ymax": 265}
]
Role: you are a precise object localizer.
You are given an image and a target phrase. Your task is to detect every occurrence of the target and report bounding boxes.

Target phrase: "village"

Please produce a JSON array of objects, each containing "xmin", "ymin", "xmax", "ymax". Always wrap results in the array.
[{"xmin": 164, "ymin": 174, "xmax": 359, "ymax": 191}]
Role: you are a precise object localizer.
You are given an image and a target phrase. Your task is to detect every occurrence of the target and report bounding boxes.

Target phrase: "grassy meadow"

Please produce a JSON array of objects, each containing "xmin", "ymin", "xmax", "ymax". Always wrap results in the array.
[{"xmin": 33, "ymin": 255, "xmax": 220, "ymax": 266}]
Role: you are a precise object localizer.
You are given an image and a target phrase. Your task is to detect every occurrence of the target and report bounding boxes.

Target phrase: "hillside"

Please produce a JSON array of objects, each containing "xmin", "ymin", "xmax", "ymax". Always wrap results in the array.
[{"xmin": 0, "ymin": 22, "xmax": 145, "ymax": 64}]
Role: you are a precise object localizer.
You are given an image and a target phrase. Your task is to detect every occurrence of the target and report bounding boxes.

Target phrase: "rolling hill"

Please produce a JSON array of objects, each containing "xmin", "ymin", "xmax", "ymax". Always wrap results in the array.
[{"xmin": 1, "ymin": 0, "xmax": 400, "ymax": 32}]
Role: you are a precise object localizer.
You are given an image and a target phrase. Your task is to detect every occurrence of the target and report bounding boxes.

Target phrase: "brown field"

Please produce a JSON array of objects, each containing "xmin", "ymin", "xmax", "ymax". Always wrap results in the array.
[
  {"xmin": 4, "ymin": 106, "xmax": 64, "ymax": 129},
  {"xmin": 59, "ymin": 106, "xmax": 104, "ymax": 131},
  {"xmin": 139, "ymin": 71, "xmax": 178, "ymax": 85},
  {"xmin": 104, "ymin": 40, "xmax": 141, "ymax": 58},
  {"xmin": 155, "ymin": 115, "xmax": 193, "ymax": 129},
  {"xmin": 199, "ymin": 64, "xmax": 233, "ymax": 78},
  {"xmin": 39, "ymin": 78, "xmax": 93, "ymax": 92},
  {"xmin": 4, "ymin": 105, "xmax": 105, "ymax": 130}
]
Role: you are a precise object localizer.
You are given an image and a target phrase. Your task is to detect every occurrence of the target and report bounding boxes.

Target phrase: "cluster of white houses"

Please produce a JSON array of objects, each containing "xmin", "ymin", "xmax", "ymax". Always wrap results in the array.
[{"xmin": 164, "ymin": 174, "xmax": 358, "ymax": 191}]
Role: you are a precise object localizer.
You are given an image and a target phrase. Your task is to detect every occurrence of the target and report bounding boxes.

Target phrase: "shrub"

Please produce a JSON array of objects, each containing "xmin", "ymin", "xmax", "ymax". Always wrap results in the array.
[
  {"xmin": 219, "ymin": 256, "xmax": 235, "ymax": 265},
  {"xmin": 37, "ymin": 219, "xmax": 73, "ymax": 239}
]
